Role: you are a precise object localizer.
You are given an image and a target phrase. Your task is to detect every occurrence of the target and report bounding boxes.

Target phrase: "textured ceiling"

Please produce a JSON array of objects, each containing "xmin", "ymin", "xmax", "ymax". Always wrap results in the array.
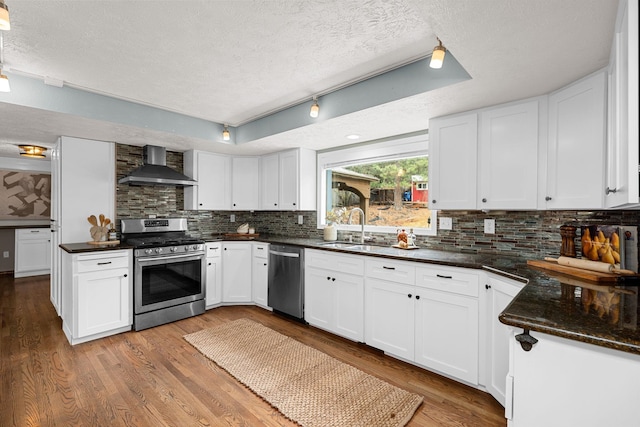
[{"xmin": 0, "ymin": 0, "xmax": 620, "ymax": 159}]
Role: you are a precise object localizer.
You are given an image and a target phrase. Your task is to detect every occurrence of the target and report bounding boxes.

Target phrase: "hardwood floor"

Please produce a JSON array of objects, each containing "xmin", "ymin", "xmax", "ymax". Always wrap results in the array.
[{"xmin": 0, "ymin": 274, "xmax": 506, "ymax": 426}]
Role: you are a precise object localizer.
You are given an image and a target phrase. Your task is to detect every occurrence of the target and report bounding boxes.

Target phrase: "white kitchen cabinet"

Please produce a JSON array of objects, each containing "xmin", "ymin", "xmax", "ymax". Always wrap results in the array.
[
  {"xmin": 252, "ymin": 242, "xmax": 269, "ymax": 308},
  {"xmin": 51, "ymin": 137, "xmax": 115, "ymax": 316},
  {"xmin": 259, "ymin": 148, "xmax": 316, "ymax": 211},
  {"xmin": 364, "ymin": 258, "xmax": 417, "ymax": 360},
  {"xmin": 61, "ymin": 249, "xmax": 132, "ymax": 345},
  {"xmin": 415, "ymin": 265, "xmax": 480, "ymax": 385},
  {"xmin": 222, "ymin": 242, "xmax": 252, "ymax": 303},
  {"xmin": 484, "ymin": 274, "xmax": 524, "ymax": 406},
  {"xmin": 428, "ymin": 113, "xmax": 478, "ymax": 210},
  {"xmin": 184, "ymin": 150, "xmax": 232, "ymax": 210},
  {"xmin": 506, "ymin": 330, "xmax": 640, "ymax": 427},
  {"xmin": 544, "ymin": 70, "xmax": 607, "ymax": 209},
  {"xmin": 205, "ymin": 242, "xmax": 222, "ymax": 308},
  {"xmin": 231, "ymin": 156, "xmax": 260, "ymax": 210},
  {"xmin": 605, "ymin": 0, "xmax": 639, "ymax": 208},
  {"xmin": 304, "ymin": 249, "xmax": 364, "ymax": 342},
  {"xmin": 478, "ymin": 100, "xmax": 541, "ymax": 210},
  {"xmin": 15, "ymin": 228, "xmax": 51, "ymax": 278}
]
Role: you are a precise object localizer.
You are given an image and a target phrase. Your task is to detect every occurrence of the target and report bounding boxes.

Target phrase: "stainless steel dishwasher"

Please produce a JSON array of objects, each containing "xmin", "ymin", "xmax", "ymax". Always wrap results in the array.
[{"xmin": 268, "ymin": 244, "xmax": 304, "ymax": 319}]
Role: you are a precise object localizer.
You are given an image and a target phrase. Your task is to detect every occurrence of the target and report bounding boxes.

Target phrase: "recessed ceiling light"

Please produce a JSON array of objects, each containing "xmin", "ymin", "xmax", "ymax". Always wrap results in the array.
[{"xmin": 346, "ymin": 134, "xmax": 360, "ymax": 140}]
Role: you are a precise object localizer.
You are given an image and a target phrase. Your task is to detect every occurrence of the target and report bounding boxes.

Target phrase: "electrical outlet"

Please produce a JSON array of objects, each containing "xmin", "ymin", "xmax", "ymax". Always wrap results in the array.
[
  {"xmin": 298, "ymin": 215, "xmax": 304, "ymax": 225},
  {"xmin": 230, "ymin": 214, "xmax": 236, "ymax": 222},
  {"xmin": 439, "ymin": 217, "xmax": 452, "ymax": 230},
  {"xmin": 148, "ymin": 214, "xmax": 156, "ymax": 218},
  {"xmin": 3, "ymin": 251, "xmax": 9, "ymax": 258},
  {"xmin": 484, "ymin": 219, "xmax": 496, "ymax": 234}
]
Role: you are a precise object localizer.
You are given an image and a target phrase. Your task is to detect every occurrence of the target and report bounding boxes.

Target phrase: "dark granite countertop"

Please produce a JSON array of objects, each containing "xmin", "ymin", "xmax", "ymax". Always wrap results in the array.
[
  {"xmin": 60, "ymin": 242, "xmax": 135, "ymax": 253},
  {"xmin": 0, "ymin": 224, "xmax": 49, "ymax": 229},
  {"xmin": 66, "ymin": 234, "xmax": 640, "ymax": 354}
]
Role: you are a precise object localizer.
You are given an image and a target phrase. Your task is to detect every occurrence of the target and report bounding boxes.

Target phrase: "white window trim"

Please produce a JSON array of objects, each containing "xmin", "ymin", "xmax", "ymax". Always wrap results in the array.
[{"xmin": 316, "ymin": 132, "xmax": 437, "ymax": 236}]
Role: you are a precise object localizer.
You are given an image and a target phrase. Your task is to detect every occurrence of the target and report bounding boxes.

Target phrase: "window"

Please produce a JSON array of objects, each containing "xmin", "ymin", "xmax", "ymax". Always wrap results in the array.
[{"xmin": 317, "ymin": 133, "xmax": 437, "ymax": 236}]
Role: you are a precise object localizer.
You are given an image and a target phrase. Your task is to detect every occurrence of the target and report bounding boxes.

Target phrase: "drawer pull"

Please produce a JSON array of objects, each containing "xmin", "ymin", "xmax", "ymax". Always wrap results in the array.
[
  {"xmin": 415, "ymin": 295, "xmax": 420, "ymax": 300},
  {"xmin": 436, "ymin": 274, "xmax": 452, "ymax": 279},
  {"xmin": 257, "ymin": 247, "xmax": 264, "ymax": 250},
  {"xmin": 30, "ymin": 230, "xmax": 41, "ymax": 233},
  {"xmin": 407, "ymin": 294, "xmax": 412, "ymax": 298},
  {"xmin": 382, "ymin": 266, "xmax": 396, "ymax": 270},
  {"xmin": 97, "ymin": 261, "xmax": 112, "ymax": 265}
]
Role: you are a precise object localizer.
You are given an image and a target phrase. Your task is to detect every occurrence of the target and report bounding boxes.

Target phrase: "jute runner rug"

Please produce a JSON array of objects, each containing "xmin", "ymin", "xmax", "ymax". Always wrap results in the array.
[{"xmin": 184, "ymin": 318, "xmax": 423, "ymax": 427}]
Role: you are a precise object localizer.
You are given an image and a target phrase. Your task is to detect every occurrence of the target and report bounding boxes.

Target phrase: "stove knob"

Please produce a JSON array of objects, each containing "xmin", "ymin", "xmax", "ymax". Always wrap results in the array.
[
  {"xmin": 156, "ymin": 248, "xmax": 162, "ymax": 254},
  {"xmin": 192, "ymin": 244, "xmax": 199, "ymax": 250},
  {"xmin": 145, "ymin": 249, "xmax": 153, "ymax": 255},
  {"xmin": 184, "ymin": 246, "xmax": 190, "ymax": 252},
  {"xmin": 170, "ymin": 246, "xmax": 177, "ymax": 252}
]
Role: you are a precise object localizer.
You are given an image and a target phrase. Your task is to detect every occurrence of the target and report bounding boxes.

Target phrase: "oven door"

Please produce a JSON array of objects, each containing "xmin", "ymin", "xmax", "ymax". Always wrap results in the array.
[{"xmin": 134, "ymin": 252, "xmax": 205, "ymax": 314}]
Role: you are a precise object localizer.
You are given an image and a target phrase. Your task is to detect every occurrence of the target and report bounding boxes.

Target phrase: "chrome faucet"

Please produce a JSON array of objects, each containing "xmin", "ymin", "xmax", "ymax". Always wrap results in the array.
[{"xmin": 347, "ymin": 208, "xmax": 365, "ymax": 244}]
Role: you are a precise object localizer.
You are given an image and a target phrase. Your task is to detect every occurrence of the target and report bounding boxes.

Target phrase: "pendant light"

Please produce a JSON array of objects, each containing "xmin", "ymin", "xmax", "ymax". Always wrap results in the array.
[
  {"xmin": 0, "ymin": 0, "xmax": 10, "ymax": 31},
  {"xmin": 429, "ymin": 37, "xmax": 446, "ymax": 69},
  {"xmin": 19, "ymin": 145, "xmax": 47, "ymax": 158},
  {"xmin": 309, "ymin": 96, "xmax": 320, "ymax": 118},
  {"xmin": 222, "ymin": 124, "xmax": 230, "ymax": 141}
]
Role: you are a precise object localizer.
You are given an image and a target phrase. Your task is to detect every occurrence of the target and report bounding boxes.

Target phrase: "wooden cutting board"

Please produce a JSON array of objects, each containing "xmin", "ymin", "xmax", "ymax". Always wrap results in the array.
[{"xmin": 527, "ymin": 259, "xmax": 622, "ymax": 283}]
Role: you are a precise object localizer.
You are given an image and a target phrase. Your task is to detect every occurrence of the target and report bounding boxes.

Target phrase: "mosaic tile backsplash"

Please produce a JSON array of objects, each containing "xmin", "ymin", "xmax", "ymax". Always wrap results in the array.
[{"xmin": 116, "ymin": 144, "xmax": 640, "ymax": 261}]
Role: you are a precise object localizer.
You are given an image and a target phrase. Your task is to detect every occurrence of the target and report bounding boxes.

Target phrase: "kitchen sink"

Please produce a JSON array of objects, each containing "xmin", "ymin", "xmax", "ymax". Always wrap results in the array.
[{"xmin": 319, "ymin": 242, "xmax": 375, "ymax": 251}]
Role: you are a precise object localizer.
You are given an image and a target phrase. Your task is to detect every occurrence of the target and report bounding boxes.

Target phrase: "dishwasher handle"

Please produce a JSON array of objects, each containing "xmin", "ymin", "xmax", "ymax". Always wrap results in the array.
[{"xmin": 269, "ymin": 249, "xmax": 300, "ymax": 258}]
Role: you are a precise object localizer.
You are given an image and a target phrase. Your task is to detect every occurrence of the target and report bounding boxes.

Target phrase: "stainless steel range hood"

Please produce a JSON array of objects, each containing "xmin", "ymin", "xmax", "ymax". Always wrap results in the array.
[{"xmin": 118, "ymin": 145, "xmax": 196, "ymax": 186}]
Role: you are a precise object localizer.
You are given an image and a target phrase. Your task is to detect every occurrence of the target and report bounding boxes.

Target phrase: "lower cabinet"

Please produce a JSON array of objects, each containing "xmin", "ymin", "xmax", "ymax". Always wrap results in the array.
[
  {"xmin": 252, "ymin": 242, "xmax": 269, "ymax": 308},
  {"xmin": 205, "ymin": 242, "xmax": 222, "ymax": 308},
  {"xmin": 484, "ymin": 274, "xmax": 524, "ymax": 406},
  {"xmin": 365, "ymin": 259, "xmax": 481, "ymax": 386},
  {"xmin": 222, "ymin": 242, "xmax": 252, "ymax": 303},
  {"xmin": 304, "ymin": 249, "xmax": 365, "ymax": 342},
  {"xmin": 61, "ymin": 249, "xmax": 132, "ymax": 345},
  {"xmin": 15, "ymin": 228, "xmax": 51, "ymax": 278}
]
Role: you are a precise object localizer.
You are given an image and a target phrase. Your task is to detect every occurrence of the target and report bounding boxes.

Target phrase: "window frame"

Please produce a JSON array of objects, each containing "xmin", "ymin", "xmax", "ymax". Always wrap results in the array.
[{"xmin": 316, "ymin": 132, "xmax": 437, "ymax": 236}]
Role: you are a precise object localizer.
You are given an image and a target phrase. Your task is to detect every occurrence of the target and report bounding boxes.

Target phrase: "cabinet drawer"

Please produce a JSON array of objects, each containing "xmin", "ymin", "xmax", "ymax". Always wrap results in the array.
[
  {"xmin": 206, "ymin": 242, "xmax": 222, "ymax": 258},
  {"xmin": 76, "ymin": 251, "xmax": 130, "ymax": 273},
  {"xmin": 415, "ymin": 265, "xmax": 479, "ymax": 297},
  {"xmin": 253, "ymin": 242, "xmax": 269, "ymax": 259},
  {"xmin": 16, "ymin": 228, "xmax": 49, "ymax": 240},
  {"xmin": 305, "ymin": 249, "xmax": 364, "ymax": 276},
  {"xmin": 365, "ymin": 258, "xmax": 416, "ymax": 285}
]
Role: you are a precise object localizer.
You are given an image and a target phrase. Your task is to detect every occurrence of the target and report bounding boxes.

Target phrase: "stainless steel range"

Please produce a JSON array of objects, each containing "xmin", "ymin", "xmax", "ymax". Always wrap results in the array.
[{"xmin": 120, "ymin": 218, "xmax": 205, "ymax": 331}]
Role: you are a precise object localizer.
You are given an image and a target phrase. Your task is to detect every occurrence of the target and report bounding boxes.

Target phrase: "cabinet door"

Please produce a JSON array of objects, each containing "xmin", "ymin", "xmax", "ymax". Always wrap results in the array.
[
  {"xmin": 428, "ymin": 113, "xmax": 478, "ymax": 209},
  {"xmin": 205, "ymin": 257, "xmax": 222, "ymax": 307},
  {"xmin": 479, "ymin": 100, "xmax": 539, "ymax": 209},
  {"xmin": 364, "ymin": 278, "xmax": 415, "ymax": 360},
  {"xmin": 545, "ymin": 71, "xmax": 606, "ymax": 209},
  {"xmin": 486, "ymin": 276, "xmax": 522, "ymax": 406},
  {"xmin": 192, "ymin": 152, "xmax": 232, "ymax": 210},
  {"xmin": 260, "ymin": 153, "xmax": 280, "ymax": 210},
  {"xmin": 15, "ymin": 229, "xmax": 51, "ymax": 277},
  {"xmin": 252, "ymin": 256, "xmax": 269, "ymax": 308},
  {"xmin": 231, "ymin": 157, "xmax": 260, "ymax": 210},
  {"xmin": 279, "ymin": 150, "xmax": 299, "ymax": 210},
  {"xmin": 414, "ymin": 289, "xmax": 479, "ymax": 385},
  {"xmin": 222, "ymin": 243, "xmax": 252, "ymax": 302},
  {"xmin": 334, "ymin": 271, "xmax": 364, "ymax": 342},
  {"xmin": 76, "ymin": 267, "xmax": 130, "ymax": 338},
  {"xmin": 304, "ymin": 266, "xmax": 334, "ymax": 331}
]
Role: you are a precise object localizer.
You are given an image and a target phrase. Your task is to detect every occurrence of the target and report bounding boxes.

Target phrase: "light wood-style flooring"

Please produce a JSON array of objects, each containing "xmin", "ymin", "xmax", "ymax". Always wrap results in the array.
[{"xmin": 0, "ymin": 273, "xmax": 506, "ymax": 426}]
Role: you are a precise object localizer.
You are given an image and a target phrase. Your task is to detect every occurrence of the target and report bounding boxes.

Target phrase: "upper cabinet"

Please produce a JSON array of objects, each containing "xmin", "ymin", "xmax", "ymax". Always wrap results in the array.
[
  {"xmin": 231, "ymin": 156, "xmax": 260, "ymax": 210},
  {"xmin": 184, "ymin": 151, "xmax": 232, "ymax": 210},
  {"xmin": 428, "ymin": 113, "xmax": 478, "ymax": 210},
  {"xmin": 260, "ymin": 148, "xmax": 317, "ymax": 211},
  {"xmin": 544, "ymin": 71, "xmax": 607, "ymax": 209},
  {"xmin": 429, "ymin": 99, "xmax": 540, "ymax": 210},
  {"xmin": 605, "ymin": 0, "xmax": 639, "ymax": 208}
]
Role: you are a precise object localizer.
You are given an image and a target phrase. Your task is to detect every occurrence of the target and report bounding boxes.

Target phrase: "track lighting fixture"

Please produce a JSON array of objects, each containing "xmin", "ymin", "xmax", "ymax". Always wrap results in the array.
[
  {"xmin": 222, "ymin": 124, "xmax": 230, "ymax": 141},
  {"xmin": 0, "ymin": 0, "xmax": 10, "ymax": 31},
  {"xmin": 309, "ymin": 96, "xmax": 320, "ymax": 118},
  {"xmin": 19, "ymin": 145, "xmax": 47, "ymax": 158},
  {"xmin": 429, "ymin": 37, "xmax": 446, "ymax": 69}
]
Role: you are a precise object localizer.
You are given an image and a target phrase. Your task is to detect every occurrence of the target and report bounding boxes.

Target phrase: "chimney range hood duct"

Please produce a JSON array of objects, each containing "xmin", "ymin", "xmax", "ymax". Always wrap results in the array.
[{"xmin": 118, "ymin": 145, "xmax": 196, "ymax": 186}]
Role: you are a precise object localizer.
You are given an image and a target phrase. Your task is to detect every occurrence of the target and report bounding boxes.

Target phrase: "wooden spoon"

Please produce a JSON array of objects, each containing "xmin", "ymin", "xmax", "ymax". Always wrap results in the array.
[
  {"xmin": 99, "ymin": 214, "xmax": 105, "ymax": 227},
  {"xmin": 88, "ymin": 215, "xmax": 98, "ymax": 226}
]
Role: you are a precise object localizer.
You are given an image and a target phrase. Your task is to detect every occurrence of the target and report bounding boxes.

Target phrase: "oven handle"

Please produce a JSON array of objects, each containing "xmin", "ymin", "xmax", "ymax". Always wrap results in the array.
[{"xmin": 137, "ymin": 253, "xmax": 204, "ymax": 263}]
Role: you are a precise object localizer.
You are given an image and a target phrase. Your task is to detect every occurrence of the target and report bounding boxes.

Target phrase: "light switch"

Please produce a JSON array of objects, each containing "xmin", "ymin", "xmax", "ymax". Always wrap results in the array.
[
  {"xmin": 484, "ymin": 219, "xmax": 495, "ymax": 234},
  {"xmin": 230, "ymin": 214, "xmax": 236, "ymax": 222},
  {"xmin": 439, "ymin": 217, "xmax": 452, "ymax": 230},
  {"xmin": 298, "ymin": 215, "xmax": 304, "ymax": 225}
]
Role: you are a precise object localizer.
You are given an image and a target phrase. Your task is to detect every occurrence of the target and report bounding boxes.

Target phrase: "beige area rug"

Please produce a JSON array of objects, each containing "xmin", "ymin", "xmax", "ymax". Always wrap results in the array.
[{"xmin": 184, "ymin": 318, "xmax": 423, "ymax": 427}]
